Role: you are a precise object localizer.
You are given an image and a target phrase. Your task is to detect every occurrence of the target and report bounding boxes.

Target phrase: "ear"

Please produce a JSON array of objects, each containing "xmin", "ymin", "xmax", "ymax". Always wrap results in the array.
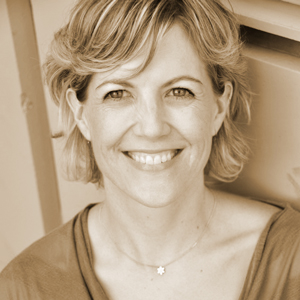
[
  {"xmin": 212, "ymin": 82, "xmax": 233, "ymax": 136},
  {"xmin": 66, "ymin": 88, "xmax": 91, "ymax": 141}
]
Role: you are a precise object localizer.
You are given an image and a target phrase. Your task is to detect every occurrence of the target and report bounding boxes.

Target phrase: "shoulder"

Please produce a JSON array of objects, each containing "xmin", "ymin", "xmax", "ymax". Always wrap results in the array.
[
  {"xmin": 213, "ymin": 190, "xmax": 282, "ymax": 236},
  {"xmin": 213, "ymin": 191, "xmax": 300, "ymax": 298},
  {"xmin": 248, "ymin": 205, "xmax": 300, "ymax": 299},
  {"xmin": 2, "ymin": 217, "xmax": 75, "ymax": 274},
  {"xmin": 0, "ymin": 207, "xmax": 92, "ymax": 299},
  {"xmin": 209, "ymin": 190, "xmax": 285, "ymax": 264},
  {"xmin": 213, "ymin": 190, "xmax": 300, "ymax": 249},
  {"xmin": 264, "ymin": 204, "xmax": 300, "ymax": 254}
]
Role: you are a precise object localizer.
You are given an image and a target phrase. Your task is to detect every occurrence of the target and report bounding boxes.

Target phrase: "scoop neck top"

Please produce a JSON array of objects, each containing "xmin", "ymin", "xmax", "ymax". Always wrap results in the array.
[
  {"xmin": 77, "ymin": 200, "xmax": 300, "ymax": 299},
  {"xmin": 1, "ymin": 199, "xmax": 300, "ymax": 299}
]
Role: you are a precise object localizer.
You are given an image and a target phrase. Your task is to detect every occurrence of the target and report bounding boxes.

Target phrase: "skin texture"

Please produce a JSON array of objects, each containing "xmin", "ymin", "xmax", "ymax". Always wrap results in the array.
[
  {"xmin": 67, "ymin": 24, "xmax": 280, "ymax": 300},
  {"xmin": 68, "ymin": 24, "xmax": 231, "ymax": 209},
  {"xmin": 67, "ymin": 23, "xmax": 233, "ymax": 272}
]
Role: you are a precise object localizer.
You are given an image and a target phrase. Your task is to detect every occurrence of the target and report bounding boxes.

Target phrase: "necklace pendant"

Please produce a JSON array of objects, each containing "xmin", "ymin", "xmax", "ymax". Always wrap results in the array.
[{"xmin": 157, "ymin": 266, "xmax": 165, "ymax": 275}]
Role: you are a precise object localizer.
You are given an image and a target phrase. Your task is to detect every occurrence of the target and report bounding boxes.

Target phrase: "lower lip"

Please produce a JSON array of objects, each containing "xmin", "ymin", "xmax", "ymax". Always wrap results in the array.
[{"xmin": 123, "ymin": 151, "xmax": 182, "ymax": 171}]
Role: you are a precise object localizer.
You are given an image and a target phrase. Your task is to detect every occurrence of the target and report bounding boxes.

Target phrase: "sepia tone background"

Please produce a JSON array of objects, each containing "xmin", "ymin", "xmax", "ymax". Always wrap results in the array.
[{"xmin": 1, "ymin": 0, "xmax": 300, "ymax": 271}]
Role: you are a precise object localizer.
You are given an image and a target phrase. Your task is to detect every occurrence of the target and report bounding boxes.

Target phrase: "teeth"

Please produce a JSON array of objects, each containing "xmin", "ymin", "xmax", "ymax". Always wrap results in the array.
[
  {"xmin": 167, "ymin": 152, "xmax": 171, "ymax": 161},
  {"xmin": 127, "ymin": 150, "xmax": 180, "ymax": 165},
  {"xmin": 146, "ymin": 156, "xmax": 154, "ymax": 165},
  {"xmin": 154, "ymin": 155, "xmax": 162, "ymax": 165}
]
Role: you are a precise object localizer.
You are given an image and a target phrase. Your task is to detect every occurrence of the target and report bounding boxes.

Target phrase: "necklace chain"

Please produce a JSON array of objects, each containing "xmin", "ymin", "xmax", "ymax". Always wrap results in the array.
[{"xmin": 99, "ymin": 192, "xmax": 216, "ymax": 275}]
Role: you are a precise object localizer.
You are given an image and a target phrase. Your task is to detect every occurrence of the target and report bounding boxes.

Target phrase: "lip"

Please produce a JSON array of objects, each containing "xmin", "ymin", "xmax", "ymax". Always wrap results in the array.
[
  {"xmin": 123, "ymin": 149, "xmax": 181, "ymax": 154},
  {"xmin": 122, "ymin": 149, "xmax": 183, "ymax": 171}
]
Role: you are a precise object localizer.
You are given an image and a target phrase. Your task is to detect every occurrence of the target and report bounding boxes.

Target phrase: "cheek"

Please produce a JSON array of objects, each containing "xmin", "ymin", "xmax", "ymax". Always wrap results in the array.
[
  {"xmin": 187, "ymin": 127, "xmax": 212, "ymax": 166},
  {"xmin": 170, "ymin": 103, "xmax": 214, "ymax": 141},
  {"xmin": 170, "ymin": 104, "xmax": 214, "ymax": 167},
  {"xmin": 87, "ymin": 107, "xmax": 133, "ymax": 150}
]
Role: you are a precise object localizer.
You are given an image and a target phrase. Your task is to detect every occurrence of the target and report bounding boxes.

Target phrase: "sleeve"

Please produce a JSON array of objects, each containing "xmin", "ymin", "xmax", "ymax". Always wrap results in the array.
[
  {"xmin": 0, "ymin": 251, "xmax": 64, "ymax": 300},
  {"xmin": 0, "ymin": 265, "xmax": 39, "ymax": 300},
  {"xmin": 279, "ymin": 234, "xmax": 300, "ymax": 299},
  {"xmin": 245, "ymin": 207, "xmax": 300, "ymax": 300},
  {"xmin": 0, "ymin": 213, "xmax": 96, "ymax": 300}
]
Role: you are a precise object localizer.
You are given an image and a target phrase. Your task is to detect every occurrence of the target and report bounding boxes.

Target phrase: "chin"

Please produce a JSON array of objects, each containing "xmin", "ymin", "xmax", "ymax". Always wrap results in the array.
[{"xmin": 130, "ymin": 185, "xmax": 180, "ymax": 208}]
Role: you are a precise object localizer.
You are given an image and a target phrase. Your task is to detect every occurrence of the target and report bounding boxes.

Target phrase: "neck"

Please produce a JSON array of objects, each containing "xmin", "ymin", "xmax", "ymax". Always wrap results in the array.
[{"xmin": 98, "ymin": 181, "xmax": 216, "ymax": 267}]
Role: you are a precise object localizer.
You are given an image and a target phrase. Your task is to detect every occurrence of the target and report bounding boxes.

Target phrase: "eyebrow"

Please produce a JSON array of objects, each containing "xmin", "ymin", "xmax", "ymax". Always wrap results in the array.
[
  {"xmin": 161, "ymin": 76, "xmax": 203, "ymax": 88},
  {"xmin": 96, "ymin": 75, "xmax": 203, "ymax": 90},
  {"xmin": 96, "ymin": 79, "xmax": 134, "ymax": 90}
]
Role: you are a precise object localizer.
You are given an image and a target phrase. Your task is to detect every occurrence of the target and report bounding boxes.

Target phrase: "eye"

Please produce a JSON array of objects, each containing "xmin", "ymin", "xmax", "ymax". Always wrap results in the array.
[
  {"xmin": 104, "ymin": 90, "xmax": 130, "ymax": 100},
  {"xmin": 168, "ymin": 88, "xmax": 194, "ymax": 99}
]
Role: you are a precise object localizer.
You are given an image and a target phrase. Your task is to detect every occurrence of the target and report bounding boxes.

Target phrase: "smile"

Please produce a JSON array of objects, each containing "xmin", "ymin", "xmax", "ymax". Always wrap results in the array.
[{"xmin": 124, "ymin": 150, "xmax": 182, "ymax": 165}]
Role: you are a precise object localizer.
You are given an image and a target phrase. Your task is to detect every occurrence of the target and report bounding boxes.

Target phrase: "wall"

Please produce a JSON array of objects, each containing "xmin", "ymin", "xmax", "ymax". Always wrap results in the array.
[
  {"xmin": 221, "ymin": 44, "xmax": 300, "ymax": 209},
  {"xmin": 0, "ymin": 0, "xmax": 44, "ymax": 271},
  {"xmin": 0, "ymin": 0, "xmax": 102, "ymax": 271},
  {"xmin": 30, "ymin": 0, "xmax": 104, "ymax": 223}
]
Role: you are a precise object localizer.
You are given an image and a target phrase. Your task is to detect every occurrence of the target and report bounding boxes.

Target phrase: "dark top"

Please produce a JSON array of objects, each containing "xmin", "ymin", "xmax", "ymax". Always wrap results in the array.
[{"xmin": 1, "ymin": 201, "xmax": 300, "ymax": 299}]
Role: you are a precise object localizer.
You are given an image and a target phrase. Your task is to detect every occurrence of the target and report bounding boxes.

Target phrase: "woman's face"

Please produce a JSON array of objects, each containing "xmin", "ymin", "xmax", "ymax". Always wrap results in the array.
[{"xmin": 72, "ymin": 24, "xmax": 231, "ymax": 207}]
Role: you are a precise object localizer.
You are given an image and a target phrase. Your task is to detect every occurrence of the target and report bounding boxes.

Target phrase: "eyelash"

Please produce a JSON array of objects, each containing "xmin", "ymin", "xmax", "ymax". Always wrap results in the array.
[
  {"xmin": 104, "ymin": 90, "xmax": 129, "ymax": 100},
  {"xmin": 103, "ymin": 87, "xmax": 194, "ymax": 101},
  {"xmin": 168, "ymin": 87, "xmax": 194, "ymax": 99}
]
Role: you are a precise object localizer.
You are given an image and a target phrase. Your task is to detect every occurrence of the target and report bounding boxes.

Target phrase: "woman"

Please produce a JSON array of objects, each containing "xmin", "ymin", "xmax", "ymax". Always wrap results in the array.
[{"xmin": 1, "ymin": 0, "xmax": 300, "ymax": 299}]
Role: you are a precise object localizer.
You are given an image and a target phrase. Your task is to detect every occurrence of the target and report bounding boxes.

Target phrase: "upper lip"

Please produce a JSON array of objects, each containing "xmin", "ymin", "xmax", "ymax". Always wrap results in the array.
[{"xmin": 122, "ymin": 149, "xmax": 182, "ymax": 154}]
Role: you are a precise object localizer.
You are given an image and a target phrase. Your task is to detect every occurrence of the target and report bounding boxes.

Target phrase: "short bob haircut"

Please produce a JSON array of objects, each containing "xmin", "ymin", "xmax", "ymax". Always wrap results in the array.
[{"xmin": 44, "ymin": 0, "xmax": 251, "ymax": 186}]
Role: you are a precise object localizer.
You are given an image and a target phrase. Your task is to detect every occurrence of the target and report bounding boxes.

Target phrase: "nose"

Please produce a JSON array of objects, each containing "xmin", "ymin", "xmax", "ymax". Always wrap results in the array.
[{"xmin": 133, "ymin": 96, "xmax": 171, "ymax": 139}]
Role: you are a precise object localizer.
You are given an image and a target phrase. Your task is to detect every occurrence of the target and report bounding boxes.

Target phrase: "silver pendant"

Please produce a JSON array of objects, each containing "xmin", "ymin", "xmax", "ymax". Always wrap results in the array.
[{"xmin": 157, "ymin": 266, "xmax": 165, "ymax": 275}]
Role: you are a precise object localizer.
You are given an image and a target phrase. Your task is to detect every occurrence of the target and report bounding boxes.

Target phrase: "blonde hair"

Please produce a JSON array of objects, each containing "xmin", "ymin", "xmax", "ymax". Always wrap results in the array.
[{"xmin": 44, "ymin": 0, "xmax": 251, "ymax": 186}]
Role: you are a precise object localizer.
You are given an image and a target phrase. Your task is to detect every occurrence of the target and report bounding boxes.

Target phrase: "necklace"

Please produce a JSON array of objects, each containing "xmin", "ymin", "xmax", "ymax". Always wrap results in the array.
[{"xmin": 99, "ymin": 193, "xmax": 216, "ymax": 276}]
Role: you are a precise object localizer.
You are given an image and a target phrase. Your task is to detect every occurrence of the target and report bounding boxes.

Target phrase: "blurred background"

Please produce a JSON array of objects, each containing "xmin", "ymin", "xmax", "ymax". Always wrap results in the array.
[{"xmin": 1, "ymin": 0, "xmax": 300, "ymax": 271}]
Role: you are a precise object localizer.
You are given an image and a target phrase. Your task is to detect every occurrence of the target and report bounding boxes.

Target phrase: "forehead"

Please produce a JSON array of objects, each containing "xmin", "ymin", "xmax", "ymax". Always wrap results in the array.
[{"xmin": 90, "ymin": 24, "xmax": 209, "ymax": 87}]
